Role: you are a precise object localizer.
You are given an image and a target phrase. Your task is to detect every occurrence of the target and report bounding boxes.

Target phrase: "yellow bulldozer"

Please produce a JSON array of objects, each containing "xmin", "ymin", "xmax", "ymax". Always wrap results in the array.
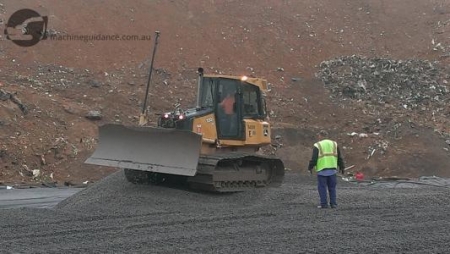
[{"xmin": 85, "ymin": 32, "xmax": 285, "ymax": 192}]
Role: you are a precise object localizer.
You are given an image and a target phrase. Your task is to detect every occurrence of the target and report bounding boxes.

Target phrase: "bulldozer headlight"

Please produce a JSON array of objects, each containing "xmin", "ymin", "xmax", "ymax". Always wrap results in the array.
[
  {"xmin": 178, "ymin": 114, "xmax": 185, "ymax": 120},
  {"xmin": 163, "ymin": 113, "xmax": 170, "ymax": 118}
]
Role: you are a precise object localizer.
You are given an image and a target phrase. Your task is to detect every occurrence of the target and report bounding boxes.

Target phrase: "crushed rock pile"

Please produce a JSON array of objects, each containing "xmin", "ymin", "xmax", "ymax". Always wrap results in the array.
[
  {"xmin": 56, "ymin": 170, "xmax": 449, "ymax": 216},
  {"xmin": 316, "ymin": 55, "xmax": 450, "ymax": 111}
]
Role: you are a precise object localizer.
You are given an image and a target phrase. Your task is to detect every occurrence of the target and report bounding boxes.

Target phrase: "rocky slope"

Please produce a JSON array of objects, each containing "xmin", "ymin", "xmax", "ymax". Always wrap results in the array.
[{"xmin": 1, "ymin": 0, "xmax": 450, "ymax": 186}]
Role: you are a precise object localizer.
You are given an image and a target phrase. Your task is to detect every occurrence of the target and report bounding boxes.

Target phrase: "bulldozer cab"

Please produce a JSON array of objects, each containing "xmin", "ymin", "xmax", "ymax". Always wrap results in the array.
[{"xmin": 199, "ymin": 75, "xmax": 267, "ymax": 140}]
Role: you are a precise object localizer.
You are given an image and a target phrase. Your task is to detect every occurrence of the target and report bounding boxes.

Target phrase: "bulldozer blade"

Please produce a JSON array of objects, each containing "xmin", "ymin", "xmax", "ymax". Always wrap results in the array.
[{"xmin": 85, "ymin": 124, "xmax": 202, "ymax": 176}]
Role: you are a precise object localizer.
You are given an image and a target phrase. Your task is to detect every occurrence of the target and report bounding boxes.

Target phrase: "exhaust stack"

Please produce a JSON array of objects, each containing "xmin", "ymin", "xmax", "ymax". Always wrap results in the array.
[{"xmin": 196, "ymin": 67, "xmax": 204, "ymax": 110}]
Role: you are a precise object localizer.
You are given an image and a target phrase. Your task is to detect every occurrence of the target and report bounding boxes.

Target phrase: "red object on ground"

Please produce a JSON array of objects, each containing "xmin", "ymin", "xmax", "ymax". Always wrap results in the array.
[{"xmin": 355, "ymin": 172, "xmax": 364, "ymax": 181}]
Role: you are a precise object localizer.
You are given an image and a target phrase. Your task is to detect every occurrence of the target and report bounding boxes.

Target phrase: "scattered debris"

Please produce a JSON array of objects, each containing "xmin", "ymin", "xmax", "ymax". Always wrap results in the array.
[
  {"xmin": 85, "ymin": 110, "xmax": 102, "ymax": 120},
  {"xmin": 21, "ymin": 165, "xmax": 33, "ymax": 177},
  {"xmin": 0, "ymin": 89, "xmax": 28, "ymax": 114},
  {"xmin": 87, "ymin": 80, "xmax": 101, "ymax": 88},
  {"xmin": 355, "ymin": 171, "xmax": 365, "ymax": 181},
  {"xmin": 0, "ymin": 89, "xmax": 10, "ymax": 100},
  {"xmin": 40, "ymin": 155, "xmax": 46, "ymax": 165},
  {"xmin": 367, "ymin": 148, "xmax": 376, "ymax": 160},
  {"xmin": 32, "ymin": 169, "xmax": 41, "ymax": 178},
  {"xmin": 347, "ymin": 132, "xmax": 370, "ymax": 138},
  {"xmin": 272, "ymin": 135, "xmax": 283, "ymax": 150},
  {"xmin": 64, "ymin": 181, "xmax": 73, "ymax": 186},
  {"xmin": 316, "ymin": 55, "xmax": 449, "ymax": 110}
]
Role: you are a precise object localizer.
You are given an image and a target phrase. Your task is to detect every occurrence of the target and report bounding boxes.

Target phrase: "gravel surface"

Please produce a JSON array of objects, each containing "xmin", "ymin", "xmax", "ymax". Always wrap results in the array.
[
  {"xmin": 1, "ymin": 171, "xmax": 450, "ymax": 253},
  {"xmin": 0, "ymin": 187, "xmax": 82, "ymax": 209}
]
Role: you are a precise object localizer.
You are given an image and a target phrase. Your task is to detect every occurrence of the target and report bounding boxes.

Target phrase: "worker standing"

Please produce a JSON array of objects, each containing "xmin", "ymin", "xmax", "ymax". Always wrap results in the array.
[{"xmin": 308, "ymin": 130, "xmax": 345, "ymax": 208}]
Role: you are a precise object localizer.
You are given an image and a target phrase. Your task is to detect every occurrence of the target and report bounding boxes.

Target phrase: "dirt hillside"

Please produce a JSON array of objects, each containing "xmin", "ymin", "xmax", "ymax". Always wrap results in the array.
[{"xmin": 1, "ymin": 0, "xmax": 450, "ymax": 186}]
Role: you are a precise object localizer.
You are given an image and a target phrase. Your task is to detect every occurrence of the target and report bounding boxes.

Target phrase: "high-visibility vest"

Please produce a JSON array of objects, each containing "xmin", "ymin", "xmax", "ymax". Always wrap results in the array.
[{"xmin": 314, "ymin": 139, "xmax": 338, "ymax": 172}]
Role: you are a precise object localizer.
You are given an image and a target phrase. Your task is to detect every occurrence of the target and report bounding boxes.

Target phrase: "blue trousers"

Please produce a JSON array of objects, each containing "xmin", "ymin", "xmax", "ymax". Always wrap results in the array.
[{"xmin": 317, "ymin": 174, "xmax": 337, "ymax": 207}]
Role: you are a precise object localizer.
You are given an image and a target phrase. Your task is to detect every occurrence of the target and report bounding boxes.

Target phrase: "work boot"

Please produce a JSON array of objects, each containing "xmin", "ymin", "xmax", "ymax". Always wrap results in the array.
[{"xmin": 330, "ymin": 204, "xmax": 337, "ymax": 208}]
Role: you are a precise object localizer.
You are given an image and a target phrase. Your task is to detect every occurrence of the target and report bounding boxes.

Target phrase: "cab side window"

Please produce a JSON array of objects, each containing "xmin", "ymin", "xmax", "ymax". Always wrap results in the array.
[
  {"xmin": 200, "ymin": 78, "xmax": 216, "ymax": 108},
  {"xmin": 241, "ymin": 84, "xmax": 261, "ymax": 117}
]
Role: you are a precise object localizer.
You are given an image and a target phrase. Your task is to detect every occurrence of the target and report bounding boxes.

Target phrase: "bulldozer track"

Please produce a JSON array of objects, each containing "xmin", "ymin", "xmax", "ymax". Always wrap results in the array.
[
  {"xmin": 123, "ymin": 153, "xmax": 285, "ymax": 193},
  {"xmin": 188, "ymin": 153, "xmax": 285, "ymax": 192}
]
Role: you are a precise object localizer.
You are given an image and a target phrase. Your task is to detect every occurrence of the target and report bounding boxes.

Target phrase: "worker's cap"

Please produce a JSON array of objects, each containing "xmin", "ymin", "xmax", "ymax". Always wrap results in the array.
[{"xmin": 318, "ymin": 130, "xmax": 329, "ymax": 137}]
